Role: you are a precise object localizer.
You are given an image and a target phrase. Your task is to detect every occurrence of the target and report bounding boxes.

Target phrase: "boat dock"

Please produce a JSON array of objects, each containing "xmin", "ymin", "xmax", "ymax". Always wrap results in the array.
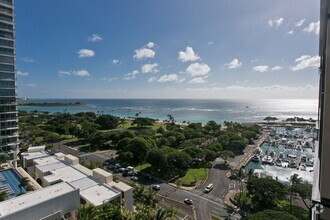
[{"xmin": 234, "ymin": 131, "xmax": 269, "ymax": 170}]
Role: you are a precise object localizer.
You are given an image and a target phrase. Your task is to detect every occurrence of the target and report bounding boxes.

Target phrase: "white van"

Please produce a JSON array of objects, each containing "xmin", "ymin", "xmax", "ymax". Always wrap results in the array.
[{"xmin": 204, "ymin": 183, "xmax": 214, "ymax": 193}]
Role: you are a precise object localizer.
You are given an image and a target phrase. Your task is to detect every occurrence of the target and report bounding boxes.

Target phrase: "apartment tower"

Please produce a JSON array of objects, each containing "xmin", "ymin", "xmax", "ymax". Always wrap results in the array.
[{"xmin": 0, "ymin": 0, "xmax": 18, "ymax": 167}]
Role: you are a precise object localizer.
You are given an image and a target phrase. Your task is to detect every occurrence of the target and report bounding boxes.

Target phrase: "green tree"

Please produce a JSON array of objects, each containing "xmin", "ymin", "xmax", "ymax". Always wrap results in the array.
[
  {"xmin": 132, "ymin": 117, "xmax": 156, "ymax": 127},
  {"xmin": 146, "ymin": 148, "xmax": 168, "ymax": 169},
  {"xmin": 263, "ymin": 116, "xmax": 278, "ymax": 123},
  {"xmin": 247, "ymin": 209, "xmax": 298, "ymax": 220},
  {"xmin": 167, "ymin": 151, "xmax": 192, "ymax": 169},
  {"xmin": 124, "ymin": 137, "xmax": 156, "ymax": 164},
  {"xmin": 0, "ymin": 191, "xmax": 8, "ymax": 202},
  {"xmin": 203, "ymin": 149, "xmax": 217, "ymax": 161},
  {"xmin": 293, "ymin": 183, "xmax": 313, "ymax": 218},
  {"xmin": 289, "ymin": 174, "xmax": 302, "ymax": 213},
  {"xmin": 247, "ymin": 178, "xmax": 286, "ymax": 211},
  {"xmin": 95, "ymin": 115, "xmax": 119, "ymax": 130},
  {"xmin": 182, "ymin": 146, "xmax": 204, "ymax": 159}
]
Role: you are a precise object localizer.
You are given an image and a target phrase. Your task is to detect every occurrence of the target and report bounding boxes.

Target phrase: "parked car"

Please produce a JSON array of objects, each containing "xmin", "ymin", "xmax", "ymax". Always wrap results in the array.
[
  {"xmin": 184, "ymin": 198, "xmax": 193, "ymax": 205},
  {"xmin": 119, "ymin": 167, "xmax": 126, "ymax": 172},
  {"xmin": 152, "ymin": 185, "xmax": 161, "ymax": 190},
  {"xmin": 131, "ymin": 176, "xmax": 139, "ymax": 181}
]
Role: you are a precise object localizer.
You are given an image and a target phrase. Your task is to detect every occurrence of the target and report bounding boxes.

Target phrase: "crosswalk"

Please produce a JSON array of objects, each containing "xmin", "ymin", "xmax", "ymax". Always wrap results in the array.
[{"xmin": 190, "ymin": 189, "xmax": 224, "ymax": 204}]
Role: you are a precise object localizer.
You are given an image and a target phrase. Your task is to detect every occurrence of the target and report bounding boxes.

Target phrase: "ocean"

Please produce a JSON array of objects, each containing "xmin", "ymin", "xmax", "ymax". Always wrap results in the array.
[{"xmin": 18, "ymin": 99, "xmax": 318, "ymax": 124}]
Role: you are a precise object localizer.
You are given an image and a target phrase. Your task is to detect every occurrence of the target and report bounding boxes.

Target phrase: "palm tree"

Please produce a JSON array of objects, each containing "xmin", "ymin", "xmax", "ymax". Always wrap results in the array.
[
  {"xmin": 154, "ymin": 207, "xmax": 176, "ymax": 220},
  {"xmin": 289, "ymin": 173, "xmax": 302, "ymax": 213},
  {"xmin": 0, "ymin": 191, "xmax": 8, "ymax": 202},
  {"xmin": 231, "ymin": 168, "xmax": 246, "ymax": 204},
  {"xmin": 18, "ymin": 177, "xmax": 30, "ymax": 193},
  {"xmin": 77, "ymin": 204, "xmax": 97, "ymax": 220}
]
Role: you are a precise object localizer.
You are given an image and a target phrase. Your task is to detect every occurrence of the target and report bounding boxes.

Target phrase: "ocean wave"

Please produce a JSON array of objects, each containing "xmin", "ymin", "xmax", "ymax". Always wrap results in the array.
[{"xmin": 170, "ymin": 108, "xmax": 220, "ymax": 112}]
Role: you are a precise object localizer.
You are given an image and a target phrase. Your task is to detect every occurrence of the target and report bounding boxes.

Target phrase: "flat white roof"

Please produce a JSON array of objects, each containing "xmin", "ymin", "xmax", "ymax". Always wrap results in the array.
[
  {"xmin": 107, "ymin": 181, "xmax": 132, "ymax": 192},
  {"xmin": 0, "ymin": 182, "xmax": 76, "ymax": 217},
  {"xmin": 27, "ymin": 145, "xmax": 46, "ymax": 153},
  {"xmin": 93, "ymin": 168, "xmax": 112, "ymax": 177},
  {"xmin": 36, "ymin": 161, "xmax": 67, "ymax": 173},
  {"xmin": 34, "ymin": 156, "xmax": 59, "ymax": 166},
  {"xmin": 73, "ymin": 164, "xmax": 93, "ymax": 176},
  {"xmin": 80, "ymin": 184, "xmax": 120, "ymax": 206},
  {"xmin": 64, "ymin": 154, "xmax": 78, "ymax": 161},
  {"xmin": 44, "ymin": 166, "xmax": 86, "ymax": 183},
  {"xmin": 22, "ymin": 151, "xmax": 49, "ymax": 161},
  {"xmin": 69, "ymin": 177, "xmax": 98, "ymax": 191}
]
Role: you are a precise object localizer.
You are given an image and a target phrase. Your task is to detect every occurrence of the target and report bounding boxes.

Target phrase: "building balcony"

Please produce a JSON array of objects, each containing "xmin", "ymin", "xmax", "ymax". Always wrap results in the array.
[
  {"xmin": 0, "ymin": 118, "xmax": 17, "ymax": 122},
  {"xmin": 0, "ymin": 102, "xmax": 17, "ymax": 106},
  {"xmin": 0, "ymin": 126, "xmax": 18, "ymax": 131},
  {"xmin": 0, "ymin": 132, "xmax": 19, "ymax": 139},
  {"xmin": 0, "ymin": 111, "xmax": 17, "ymax": 114}
]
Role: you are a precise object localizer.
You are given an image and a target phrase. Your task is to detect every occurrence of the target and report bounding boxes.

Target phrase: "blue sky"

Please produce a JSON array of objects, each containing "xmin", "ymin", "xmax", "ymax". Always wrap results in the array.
[{"xmin": 15, "ymin": 0, "xmax": 320, "ymax": 99}]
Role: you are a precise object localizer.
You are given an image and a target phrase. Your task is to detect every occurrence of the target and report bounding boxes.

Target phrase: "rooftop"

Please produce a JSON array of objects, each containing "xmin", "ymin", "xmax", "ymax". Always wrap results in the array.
[
  {"xmin": 0, "ymin": 182, "xmax": 76, "ymax": 217},
  {"xmin": 80, "ymin": 184, "xmax": 120, "ymax": 206}
]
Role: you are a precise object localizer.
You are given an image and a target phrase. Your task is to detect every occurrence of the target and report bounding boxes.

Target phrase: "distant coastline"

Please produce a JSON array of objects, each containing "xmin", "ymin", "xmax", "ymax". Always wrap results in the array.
[{"xmin": 19, "ymin": 102, "xmax": 82, "ymax": 107}]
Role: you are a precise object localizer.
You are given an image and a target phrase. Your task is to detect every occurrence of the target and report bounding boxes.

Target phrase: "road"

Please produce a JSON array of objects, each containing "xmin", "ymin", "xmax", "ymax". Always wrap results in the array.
[{"xmin": 157, "ymin": 183, "xmax": 229, "ymax": 220}]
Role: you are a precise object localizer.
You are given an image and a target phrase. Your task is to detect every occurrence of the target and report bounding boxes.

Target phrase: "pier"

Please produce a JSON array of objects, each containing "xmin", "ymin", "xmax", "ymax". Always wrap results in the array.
[{"xmin": 233, "ymin": 131, "xmax": 269, "ymax": 170}]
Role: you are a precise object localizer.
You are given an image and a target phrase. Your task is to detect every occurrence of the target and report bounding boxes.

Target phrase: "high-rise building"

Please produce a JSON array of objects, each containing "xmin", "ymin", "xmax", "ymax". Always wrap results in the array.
[
  {"xmin": 313, "ymin": 0, "xmax": 330, "ymax": 219},
  {"xmin": 0, "ymin": 0, "xmax": 19, "ymax": 167}
]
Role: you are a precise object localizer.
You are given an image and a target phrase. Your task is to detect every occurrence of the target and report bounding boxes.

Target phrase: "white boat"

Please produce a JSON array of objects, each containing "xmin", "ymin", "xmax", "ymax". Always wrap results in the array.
[
  {"xmin": 288, "ymin": 154, "xmax": 297, "ymax": 159},
  {"xmin": 275, "ymin": 158, "xmax": 282, "ymax": 167},
  {"xmin": 254, "ymin": 148, "xmax": 263, "ymax": 156},
  {"xmin": 251, "ymin": 155, "xmax": 261, "ymax": 162},
  {"xmin": 262, "ymin": 155, "xmax": 273, "ymax": 165}
]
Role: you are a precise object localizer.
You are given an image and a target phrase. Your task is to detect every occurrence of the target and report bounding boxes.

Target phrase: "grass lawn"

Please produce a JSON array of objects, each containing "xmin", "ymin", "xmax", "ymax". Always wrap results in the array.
[
  {"xmin": 134, "ymin": 163, "xmax": 151, "ymax": 171},
  {"xmin": 117, "ymin": 121, "xmax": 133, "ymax": 129},
  {"xmin": 178, "ymin": 168, "xmax": 207, "ymax": 185}
]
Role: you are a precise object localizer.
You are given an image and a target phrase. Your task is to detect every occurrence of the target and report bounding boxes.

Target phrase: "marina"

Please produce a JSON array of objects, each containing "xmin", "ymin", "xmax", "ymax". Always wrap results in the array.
[{"xmin": 244, "ymin": 125, "xmax": 317, "ymax": 183}]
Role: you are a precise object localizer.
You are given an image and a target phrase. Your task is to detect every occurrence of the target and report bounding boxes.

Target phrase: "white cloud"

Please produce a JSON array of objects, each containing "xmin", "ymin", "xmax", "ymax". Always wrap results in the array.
[
  {"xmin": 112, "ymin": 59, "xmax": 119, "ymax": 65},
  {"xmin": 178, "ymin": 47, "xmax": 200, "ymax": 62},
  {"xmin": 133, "ymin": 43, "xmax": 156, "ymax": 60},
  {"xmin": 26, "ymin": 83, "xmax": 36, "ymax": 88},
  {"xmin": 251, "ymin": 59, "xmax": 258, "ymax": 63},
  {"xmin": 186, "ymin": 84, "xmax": 318, "ymax": 93},
  {"xmin": 186, "ymin": 63, "xmax": 211, "ymax": 77},
  {"xmin": 224, "ymin": 59, "xmax": 242, "ymax": 69},
  {"xmin": 271, "ymin": 66, "xmax": 283, "ymax": 71},
  {"xmin": 295, "ymin": 19, "xmax": 306, "ymax": 27},
  {"xmin": 208, "ymin": 41, "xmax": 214, "ymax": 45},
  {"xmin": 100, "ymin": 77, "xmax": 118, "ymax": 82},
  {"xmin": 78, "ymin": 49, "xmax": 95, "ymax": 58},
  {"xmin": 88, "ymin": 34, "xmax": 103, "ymax": 42},
  {"xmin": 147, "ymin": 76, "xmax": 157, "ymax": 83},
  {"xmin": 146, "ymin": 42, "xmax": 155, "ymax": 48},
  {"xmin": 158, "ymin": 74, "xmax": 184, "ymax": 83},
  {"xmin": 124, "ymin": 70, "xmax": 139, "ymax": 80},
  {"xmin": 141, "ymin": 63, "xmax": 159, "ymax": 73},
  {"xmin": 303, "ymin": 21, "xmax": 320, "ymax": 35},
  {"xmin": 21, "ymin": 57, "xmax": 35, "ymax": 63},
  {"xmin": 188, "ymin": 77, "xmax": 207, "ymax": 84},
  {"xmin": 253, "ymin": 65, "xmax": 269, "ymax": 72},
  {"xmin": 58, "ymin": 70, "xmax": 90, "ymax": 77},
  {"xmin": 17, "ymin": 71, "xmax": 29, "ymax": 76},
  {"xmin": 134, "ymin": 48, "xmax": 155, "ymax": 60},
  {"xmin": 287, "ymin": 30, "xmax": 294, "ymax": 35},
  {"xmin": 73, "ymin": 70, "xmax": 90, "ymax": 77},
  {"xmin": 268, "ymin": 17, "xmax": 284, "ymax": 28},
  {"xmin": 290, "ymin": 55, "xmax": 320, "ymax": 71}
]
